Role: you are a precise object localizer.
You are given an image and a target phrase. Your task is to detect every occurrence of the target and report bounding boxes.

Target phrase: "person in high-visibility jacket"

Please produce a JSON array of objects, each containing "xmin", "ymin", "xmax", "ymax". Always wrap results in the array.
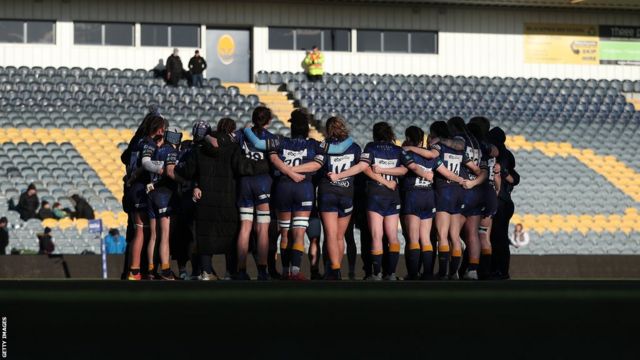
[{"xmin": 303, "ymin": 45, "xmax": 324, "ymax": 81}]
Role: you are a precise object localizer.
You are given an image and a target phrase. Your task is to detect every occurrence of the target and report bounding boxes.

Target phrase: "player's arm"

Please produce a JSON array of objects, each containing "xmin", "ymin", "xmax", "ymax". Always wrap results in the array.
[
  {"xmin": 269, "ymin": 153, "xmax": 304, "ymax": 183},
  {"xmin": 435, "ymin": 164, "xmax": 465, "ymax": 185},
  {"xmin": 327, "ymin": 161, "xmax": 367, "ymax": 182},
  {"xmin": 463, "ymin": 161, "xmax": 488, "ymax": 189},
  {"xmin": 431, "ymin": 137, "xmax": 465, "ymax": 151},
  {"xmin": 372, "ymin": 164, "xmax": 408, "ymax": 176},
  {"xmin": 493, "ymin": 163, "xmax": 502, "ymax": 194},
  {"xmin": 402, "ymin": 146, "xmax": 439, "ymax": 159},
  {"xmin": 489, "ymin": 145, "xmax": 499, "ymax": 158},
  {"xmin": 141, "ymin": 146, "xmax": 163, "ymax": 175},
  {"xmin": 289, "ymin": 161, "xmax": 322, "ymax": 174},
  {"xmin": 407, "ymin": 163, "xmax": 434, "ymax": 182},
  {"xmin": 363, "ymin": 166, "xmax": 396, "ymax": 191}
]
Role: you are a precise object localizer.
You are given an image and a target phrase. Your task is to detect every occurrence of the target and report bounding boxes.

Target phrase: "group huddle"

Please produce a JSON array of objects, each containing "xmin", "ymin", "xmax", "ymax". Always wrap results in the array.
[{"xmin": 121, "ymin": 105, "xmax": 515, "ymax": 281}]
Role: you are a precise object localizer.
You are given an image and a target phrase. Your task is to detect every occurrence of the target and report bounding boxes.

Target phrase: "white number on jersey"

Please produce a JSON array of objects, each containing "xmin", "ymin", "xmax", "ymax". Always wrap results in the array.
[
  {"xmin": 243, "ymin": 142, "xmax": 264, "ymax": 161},
  {"xmin": 488, "ymin": 158, "xmax": 496, "ymax": 182},
  {"xmin": 375, "ymin": 158, "xmax": 398, "ymax": 182},
  {"xmin": 414, "ymin": 165, "xmax": 432, "ymax": 187},
  {"xmin": 444, "ymin": 153, "xmax": 463, "ymax": 176},
  {"xmin": 330, "ymin": 154, "xmax": 355, "ymax": 174},
  {"xmin": 283, "ymin": 149, "xmax": 307, "ymax": 167}
]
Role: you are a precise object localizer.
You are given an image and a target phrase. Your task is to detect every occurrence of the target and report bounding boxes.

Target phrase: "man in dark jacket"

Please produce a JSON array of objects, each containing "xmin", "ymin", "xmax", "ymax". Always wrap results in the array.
[
  {"xmin": 178, "ymin": 129, "xmax": 270, "ymax": 279},
  {"xmin": 17, "ymin": 183, "xmax": 39, "ymax": 221},
  {"xmin": 38, "ymin": 227, "xmax": 55, "ymax": 255},
  {"xmin": 70, "ymin": 194, "xmax": 95, "ymax": 220},
  {"xmin": 188, "ymin": 50, "xmax": 207, "ymax": 88},
  {"xmin": 38, "ymin": 201, "xmax": 55, "ymax": 220},
  {"xmin": 0, "ymin": 217, "xmax": 9, "ymax": 255},
  {"xmin": 166, "ymin": 48, "xmax": 184, "ymax": 87},
  {"xmin": 488, "ymin": 127, "xmax": 520, "ymax": 280}
]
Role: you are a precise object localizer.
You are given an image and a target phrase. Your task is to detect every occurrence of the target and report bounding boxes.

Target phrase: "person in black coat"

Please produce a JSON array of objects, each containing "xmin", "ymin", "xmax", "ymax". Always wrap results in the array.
[
  {"xmin": 178, "ymin": 127, "xmax": 270, "ymax": 279},
  {"xmin": 17, "ymin": 183, "xmax": 39, "ymax": 221},
  {"xmin": 166, "ymin": 48, "xmax": 184, "ymax": 87},
  {"xmin": 38, "ymin": 227, "xmax": 55, "ymax": 255},
  {"xmin": 70, "ymin": 195, "xmax": 95, "ymax": 220},
  {"xmin": 0, "ymin": 217, "xmax": 9, "ymax": 255},
  {"xmin": 488, "ymin": 127, "xmax": 520, "ymax": 280},
  {"xmin": 38, "ymin": 201, "xmax": 55, "ymax": 220}
]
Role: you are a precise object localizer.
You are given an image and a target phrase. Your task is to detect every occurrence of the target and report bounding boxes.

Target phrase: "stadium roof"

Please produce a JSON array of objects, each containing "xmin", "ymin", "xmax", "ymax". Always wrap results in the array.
[{"xmin": 344, "ymin": 0, "xmax": 640, "ymax": 10}]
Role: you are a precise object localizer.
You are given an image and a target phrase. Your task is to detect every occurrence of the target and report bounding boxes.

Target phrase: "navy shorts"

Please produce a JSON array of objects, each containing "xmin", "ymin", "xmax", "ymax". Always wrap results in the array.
[
  {"xmin": 306, "ymin": 217, "xmax": 322, "ymax": 239},
  {"xmin": 127, "ymin": 182, "xmax": 148, "ymax": 213},
  {"xmin": 366, "ymin": 185, "xmax": 401, "ymax": 217},
  {"xmin": 238, "ymin": 174, "xmax": 272, "ymax": 208},
  {"xmin": 435, "ymin": 184, "xmax": 465, "ymax": 215},
  {"xmin": 482, "ymin": 184, "xmax": 498, "ymax": 218},
  {"xmin": 402, "ymin": 189, "xmax": 436, "ymax": 220},
  {"xmin": 461, "ymin": 187, "xmax": 484, "ymax": 217},
  {"xmin": 274, "ymin": 180, "xmax": 315, "ymax": 213},
  {"xmin": 147, "ymin": 187, "xmax": 173, "ymax": 218},
  {"xmin": 318, "ymin": 187, "xmax": 354, "ymax": 218}
]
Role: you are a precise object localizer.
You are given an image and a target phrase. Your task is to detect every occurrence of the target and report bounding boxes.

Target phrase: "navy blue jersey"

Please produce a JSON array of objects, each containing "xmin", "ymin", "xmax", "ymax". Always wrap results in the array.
[
  {"xmin": 360, "ymin": 141, "xmax": 413, "ymax": 188},
  {"xmin": 458, "ymin": 134, "xmax": 484, "ymax": 181},
  {"xmin": 431, "ymin": 141, "xmax": 467, "ymax": 187},
  {"xmin": 319, "ymin": 141, "xmax": 362, "ymax": 191},
  {"xmin": 401, "ymin": 152, "xmax": 442, "ymax": 191},
  {"xmin": 482, "ymin": 141, "xmax": 497, "ymax": 185},
  {"xmin": 235, "ymin": 128, "xmax": 277, "ymax": 161},
  {"xmin": 176, "ymin": 143, "xmax": 195, "ymax": 193},
  {"xmin": 150, "ymin": 143, "xmax": 178, "ymax": 189},
  {"xmin": 268, "ymin": 137, "xmax": 326, "ymax": 182},
  {"xmin": 128, "ymin": 137, "xmax": 157, "ymax": 185}
]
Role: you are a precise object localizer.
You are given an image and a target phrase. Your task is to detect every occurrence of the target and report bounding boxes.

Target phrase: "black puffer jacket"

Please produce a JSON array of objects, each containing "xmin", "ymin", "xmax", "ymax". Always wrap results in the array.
[{"xmin": 179, "ymin": 133, "xmax": 269, "ymax": 255}]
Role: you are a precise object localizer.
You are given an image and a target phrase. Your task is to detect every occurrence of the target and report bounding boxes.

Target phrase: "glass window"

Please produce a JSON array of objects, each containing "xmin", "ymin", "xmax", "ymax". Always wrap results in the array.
[
  {"xmin": 357, "ymin": 30, "xmax": 381, "ymax": 52},
  {"xmin": 296, "ymin": 28, "xmax": 322, "ymax": 51},
  {"xmin": 26, "ymin": 21, "xmax": 55, "ymax": 44},
  {"xmin": 269, "ymin": 28, "xmax": 294, "ymax": 50},
  {"xmin": 74, "ymin": 22, "xmax": 102, "ymax": 45},
  {"xmin": 141, "ymin": 24, "xmax": 168, "ymax": 46},
  {"xmin": 104, "ymin": 23, "xmax": 133, "ymax": 46},
  {"xmin": 383, "ymin": 31, "xmax": 408, "ymax": 53},
  {"xmin": 0, "ymin": 20, "xmax": 24, "ymax": 43},
  {"xmin": 410, "ymin": 31, "xmax": 438, "ymax": 54},
  {"xmin": 323, "ymin": 29, "xmax": 350, "ymax": 51},
  {"xmin": 171, "ymin": 25, "xmax": 199, "ymax": 47}
]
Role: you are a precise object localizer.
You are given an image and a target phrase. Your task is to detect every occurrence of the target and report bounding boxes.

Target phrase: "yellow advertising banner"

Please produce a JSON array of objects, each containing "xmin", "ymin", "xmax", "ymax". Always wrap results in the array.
[{"xmin": 524, "ymin": 23, "xmax": 599, "ymax": 65}]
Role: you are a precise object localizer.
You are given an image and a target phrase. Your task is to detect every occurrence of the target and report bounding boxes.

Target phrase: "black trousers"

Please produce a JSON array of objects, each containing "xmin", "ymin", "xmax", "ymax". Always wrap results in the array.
[{"xmin": 490, "ymin": 199, "xmax": 515, "ymax": 277}]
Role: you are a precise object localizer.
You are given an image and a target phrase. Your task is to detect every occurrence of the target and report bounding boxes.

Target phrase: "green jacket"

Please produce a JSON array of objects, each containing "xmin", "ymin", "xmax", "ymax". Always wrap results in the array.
[{"xmin": 304, "ymin": 51, "xmax": 324, "ymax": 76}]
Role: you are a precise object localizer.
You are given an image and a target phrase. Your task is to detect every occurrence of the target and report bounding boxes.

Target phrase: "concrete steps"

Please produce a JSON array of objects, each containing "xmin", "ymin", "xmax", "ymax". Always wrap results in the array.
[{"xmin": 224, "ymin": 82, "xmax": 323, "ymax": 140}]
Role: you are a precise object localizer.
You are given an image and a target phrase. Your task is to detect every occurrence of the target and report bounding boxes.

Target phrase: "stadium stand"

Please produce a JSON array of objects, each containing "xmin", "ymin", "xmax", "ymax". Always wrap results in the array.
[{"xmin": 258, "ymin": 70, "xmax": 640, "ymax": 255}]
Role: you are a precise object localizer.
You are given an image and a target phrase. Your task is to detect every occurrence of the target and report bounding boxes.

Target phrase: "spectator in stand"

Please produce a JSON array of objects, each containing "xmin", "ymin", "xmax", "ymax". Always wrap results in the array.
[
  {"xmin": 188, "ymin": 50, "xmax": 207, "ymax": 88},
  {"xmin": 38, "ymin": 227, "xmax": 55, "ymax": 255},
  {"xmin": 152, "ymin": 59, "xmax": 166, "ymax": 79},
  {"xmin": 510, "ymin": 223, "xmax": 530, "ymax": 248},
  {"xmin": 38, "ymin": 201, "xmax": 55, "ymax": 220},
  {"xmin": 17, "ymin": 183, "xmax": 39, "ymax": 221},
  {"xmin": 166, "ymin": 48, "xmax": 185, "ymax": 87},
  {"xmin": 303, "ymin": 45, "xmax": 324, "ymax": 82},
  {"xmin": 52, "ymin": 202, "xmax": 69, "ymax": 219},
  {"xmin": 70, "ymin": 195, "xmax": 95, "ymax": 220},
  {"xmin": 105, "ymin": 229, "xmax": 126, "ymax": 254},
  {"xmin": 0, "ymin": 217, "xmax": 9, "ymax": 255}
]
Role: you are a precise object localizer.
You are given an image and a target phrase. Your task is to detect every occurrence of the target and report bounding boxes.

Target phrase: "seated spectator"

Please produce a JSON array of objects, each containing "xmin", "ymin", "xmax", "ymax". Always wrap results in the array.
[
  {"xmin": 52, "ymin": 202, "xmax": 69, "ymax": 219},
  {"xmin": 38, "ymin": 201, "xmax": 55, "ymax": 220},
  {"xmin": 105, "ymin": 229, "xmax": 126, "ymax": 254},
  {"xmin": 0, "ymin": 217, "xmax": 8, "ymax": 255},
  {"xmin": 152, "ymin": 59, "xmax": 166, "ymax": 79},
  {"xmin": 37, "ymin": 227, "xmax": 55, "ymax": 255},
  {"xmin": 17, "ymin": 183, "xmax": 39, "ymax": 221},
  {"xmin": 510, "ymin": 223, "xmax": 530, "ymax": 248},
  {"xmin": 70, "ymin": 195, "xmax": 95, "ymax": 220}
]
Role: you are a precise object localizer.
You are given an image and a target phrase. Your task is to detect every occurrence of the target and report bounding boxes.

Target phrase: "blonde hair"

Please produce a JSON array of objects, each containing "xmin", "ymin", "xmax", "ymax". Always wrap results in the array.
[{"xmin": 325, "ymin": 116, "xmax": 349, "ymax": 141}]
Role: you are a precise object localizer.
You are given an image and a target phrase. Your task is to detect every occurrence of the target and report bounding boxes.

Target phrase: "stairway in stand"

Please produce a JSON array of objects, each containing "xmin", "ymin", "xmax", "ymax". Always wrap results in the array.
[{"xmin": 224, "ymin": 82, "xmax": 323, "ymax": 140}]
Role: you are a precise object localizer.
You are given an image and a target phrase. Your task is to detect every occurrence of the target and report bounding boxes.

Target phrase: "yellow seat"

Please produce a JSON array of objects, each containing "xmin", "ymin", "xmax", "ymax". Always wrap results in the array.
[
  {"xmin": 57, "ymin": 218, "xmax": 74, "ymax": 230},
  {"xmin": 42, "ymin": 218, "xmax": 58, "ymax": 228},
  {"xmin": 75, "ymin": 218, "xmax": 89, "ymax": 231}
]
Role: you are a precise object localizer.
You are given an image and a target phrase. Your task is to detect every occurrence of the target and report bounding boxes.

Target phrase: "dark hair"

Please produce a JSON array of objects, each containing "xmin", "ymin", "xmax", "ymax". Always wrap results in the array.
[
  {"xmin": 488, "ymin": 127, "xmax": 506, "ymax": 146},
  {"xmin": 447, "ymin": 116, "xmax": 467, "ymax": 135},
  {"xmin": 28, "ymin": 183, "xmax": 36, "ymax": 191},
  {"xmin": 290, "ymin": 109, "xmax": 310, "ymax": 139},
  {"xmin": 52, "ymin": 202, "xmax": 61, "ymax": 208},
  {"xmin": 429, "ymin": 121, "xmax": 451, "ymax": 139},
  {"xmin": 467, "ymin": 123, "xmax": 485, "ymax": 142},
  {"xmin": 252, "ymin": 106, "xmax": 272, "ymax": 135},
  {"xmin": 44, "ymin": 227, "xmax": 52, "ymax": 234},
  {"xmin": 217, "ymin": 117, "xmax": 237, "ymax": 135},
  {"xmin": 373, "ymin": 122, "xmax": 395, "ymax": 142},
  {"xmin": 325, "ymin": 116, "xmax": 349, "ymax": 141},
  {"xmin": 41, "ymin": 200, "xmax": 49, "ymax": 207},
  {"xmin": 404, "ymin": 126, "xmax": 424, "ymax": 147},
  {"xmin": 0, "ymin": 217, "xmax": 7, "ymax": 224},
  {"xmin": 145, "ymin": 115, "xmax": 166, "ymax": 137},
  {"xmin": 108, "ymin": 228, "xmax": 120, "ymax": 236},
  {"xmin": 469, "ymin": 116, "xmax": 490, "ymax": 137}
]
